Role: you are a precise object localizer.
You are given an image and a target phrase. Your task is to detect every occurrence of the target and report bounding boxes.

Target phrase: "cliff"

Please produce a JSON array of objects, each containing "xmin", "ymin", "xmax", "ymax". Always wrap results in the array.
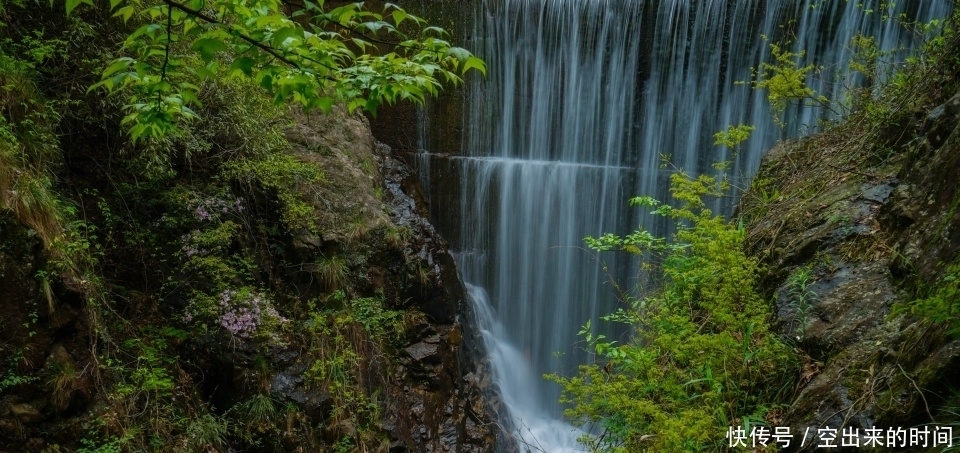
[{"xmin": 740, "ymin": 22, "xmax": 960, "ymax": 451}]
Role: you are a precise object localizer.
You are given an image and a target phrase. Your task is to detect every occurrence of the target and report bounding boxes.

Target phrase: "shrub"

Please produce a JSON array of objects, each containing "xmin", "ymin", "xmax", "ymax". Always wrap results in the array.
[{"xmin": 550, "ymin": 173, "xmax": 796, "ymax": 453}]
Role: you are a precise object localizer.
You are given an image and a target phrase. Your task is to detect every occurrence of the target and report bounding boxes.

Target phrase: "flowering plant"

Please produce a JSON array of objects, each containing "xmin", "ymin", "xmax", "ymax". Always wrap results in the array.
[{"xmin": 183, "ymin": 287, "xmax": 288, "ymax": 341}]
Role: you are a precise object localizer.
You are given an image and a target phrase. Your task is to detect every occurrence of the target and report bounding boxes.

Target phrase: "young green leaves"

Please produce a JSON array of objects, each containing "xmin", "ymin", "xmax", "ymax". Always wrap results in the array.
[{"xmin": 66, "ymin": 0, "xmax": 486, "ymax": 142}]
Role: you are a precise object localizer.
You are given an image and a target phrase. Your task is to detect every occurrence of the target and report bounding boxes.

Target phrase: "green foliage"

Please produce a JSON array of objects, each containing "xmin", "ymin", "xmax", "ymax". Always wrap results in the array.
[
  {"xmin": 47, "ymin": 359, "xmax": 82, "ymax": 410},
  {"xmin": 187, "ymin": 75, "xmax": 289, "ymax": 157},
  {"xmin": 551, "ymin": 173, "xmax": 795, "ymax": 453},
  {"xmin": 62, "ymin": 0, "xmax": 485, "ymax": 142},
  {"xmin": 80, "ymin": 328, "xmax": 193, "ymax": 452},
  {"xmin": 898, "ymin": 263, "xmax": 960, "ymax": 337},
  {"xmin": 77, "ymin": 433, "xmax": 130, "ymax": 453},
  {"xmin": 349, "ymin": 296, "xmax": 403, "ymax": 336},
  {"xmin": 301, "ymin": 294, "xmax": 404, "ymax": 450},
  {"xmin": 305, "ymin": 307, "xmax": 378, "ymax": 428},
  {"xmin": 110, "ymin": 336, "xmax": 176, "ymax": 398},
  {"xmin": 183, "ymin": 413, "xmax": 228, "ymax": 451},
  {"xmin": 175, "ymin": 210, "xmax": 249, "ymax": 304},
  {"xmin": 228, "ymin": 392, "xmax": 277, "ymax": 440},
  {"xmin": 0, "ymin": 347, "xmax": 37, "ymax": 393},
  {"xmin": 1, "ymin": 4, "xmax": 467, "ymax": 451},
  {"xmin": 713, "ymin": 124, "xmax": 755, "ymax": 149},
  {"xmin": 333, "ymin": 436, "xmax": 355, "ymax": 453},
  {"xmin": 849, "ymin": 33, "xmax": 881, "ymax": 83},
  {"xmin": 221, "ymin": 151, "xmax": 324, "ymax": 231},
  {"xmin": 15, "ymin": 29, "xmax": 70, "ymax": 69},
  {"xmin": 752, "ymin": 39, "xmax": 828, "ymax": 125},
  {"xmin": 0, "ymin": 47, "xmax": 65, "ymax": 248},
  {"xmin": 858, "ymin": 15, "xmax": 953, "ymax": 135},
  {"xmin": 1, "ymin": 43, "xmax": 109, "ymax": 317},
  {"xmin": 785, "ymin": 264, "xmax": 818, "ymax": 337}
]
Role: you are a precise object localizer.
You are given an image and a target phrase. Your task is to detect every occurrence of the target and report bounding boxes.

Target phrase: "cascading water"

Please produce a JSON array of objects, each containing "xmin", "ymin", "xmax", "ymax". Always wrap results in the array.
[{"xmin": 416, "ymin": 0, "xmax": 953, "ymax": 450}]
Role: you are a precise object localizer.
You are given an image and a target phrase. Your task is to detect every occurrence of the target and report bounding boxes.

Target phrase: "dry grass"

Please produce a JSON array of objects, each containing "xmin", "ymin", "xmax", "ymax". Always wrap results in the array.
[
  {"xmin": 0, "ymin": 142, "xmax": 64, "ymax": 248},
  {"xmin": 314, "ymin": 255, "xmax": 349, "ymax": 290},
  {"xmin": 47, "ymin": 361, "xmax": 81, "ymax": 412}
]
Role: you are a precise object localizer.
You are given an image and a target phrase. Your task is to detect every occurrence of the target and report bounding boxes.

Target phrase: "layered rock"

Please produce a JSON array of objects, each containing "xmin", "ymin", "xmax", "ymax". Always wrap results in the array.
[{"xmin": 742, "ymin": 81, "xmax": 960, "ymax": 449}]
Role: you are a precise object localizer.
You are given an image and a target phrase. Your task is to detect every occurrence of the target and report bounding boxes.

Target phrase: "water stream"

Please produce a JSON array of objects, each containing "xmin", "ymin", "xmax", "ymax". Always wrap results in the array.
[{"xmin": 417, "ymin": 0, "xmax": 952, "ymax": 450}]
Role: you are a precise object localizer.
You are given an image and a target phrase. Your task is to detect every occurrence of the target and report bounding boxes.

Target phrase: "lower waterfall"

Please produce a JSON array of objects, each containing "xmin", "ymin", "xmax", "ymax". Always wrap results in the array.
[
  {"xmin": 467, "ymin": 283, "xmax": 583, "ymax": 451},
  {"xmin": 415, "ymin": 0, "xmax": 953, "ymax": 449}
]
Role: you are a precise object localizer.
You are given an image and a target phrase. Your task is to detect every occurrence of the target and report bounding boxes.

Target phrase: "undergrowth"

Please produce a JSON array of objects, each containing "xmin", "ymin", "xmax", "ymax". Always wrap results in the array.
[
  {"xmin": 550, "ymin": 173, "xmax": 796, "ymax": 452},
  {"xmin": 896, "ymin": 262, "xmax": 960, "ymax": 337}
]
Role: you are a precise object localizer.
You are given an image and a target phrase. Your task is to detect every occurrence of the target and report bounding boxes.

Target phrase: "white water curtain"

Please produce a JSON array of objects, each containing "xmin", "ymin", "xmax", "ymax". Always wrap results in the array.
[{"xmin": 418, "ymin": 0, "xmax": 953, "ymax": 450}]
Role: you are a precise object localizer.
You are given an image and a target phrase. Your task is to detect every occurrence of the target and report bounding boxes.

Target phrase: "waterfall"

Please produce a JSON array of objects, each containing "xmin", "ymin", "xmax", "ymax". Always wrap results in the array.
[{"xmin": 415, "ymin": 0, "xmax": 952, "ymax": 450}]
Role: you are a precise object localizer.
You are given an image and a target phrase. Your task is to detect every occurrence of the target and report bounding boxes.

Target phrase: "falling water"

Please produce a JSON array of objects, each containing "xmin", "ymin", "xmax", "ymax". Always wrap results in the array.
[{"xmin": 415, "ymin": 0, "xmax": 952, "ymax": 450}]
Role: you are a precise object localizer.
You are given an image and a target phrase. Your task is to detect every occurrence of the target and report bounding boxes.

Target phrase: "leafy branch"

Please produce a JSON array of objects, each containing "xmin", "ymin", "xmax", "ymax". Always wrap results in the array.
[{"xmin": 61, "ymin": 0, "xmax": 486, "ymax": 142}]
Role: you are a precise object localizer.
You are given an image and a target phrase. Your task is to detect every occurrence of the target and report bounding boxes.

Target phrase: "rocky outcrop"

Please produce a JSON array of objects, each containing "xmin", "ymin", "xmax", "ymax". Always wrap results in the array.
[
  {"xmin": 191, "ymin": 109, "xmax": 511, "ymax": 452},
  {"xmin": 742, "ymin": 82, "xmax": 960, "ymax": 449},
  {"xmin": 375, "ymin": 140, "xmax": 511, "ymax": 452}
]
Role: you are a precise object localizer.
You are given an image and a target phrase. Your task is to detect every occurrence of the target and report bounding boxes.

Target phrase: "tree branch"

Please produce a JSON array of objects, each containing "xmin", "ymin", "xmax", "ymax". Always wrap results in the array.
[
  {"xmin": 159, "ymin": 3, "xmax": 173, "ymax": 107},
  {"xmin": 160, "ymin": 0, "xmax": 341, "ymax": 80},
  {"xmin": 160, "ymin": 4, "xmax": 172, "ymax": 82}
]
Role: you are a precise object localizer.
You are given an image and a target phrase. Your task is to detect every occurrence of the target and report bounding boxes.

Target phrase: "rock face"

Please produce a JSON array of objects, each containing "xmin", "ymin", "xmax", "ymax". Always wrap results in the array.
[
  {"xmin": 0, "ymin": 101, "xmax": 507, "ymax": 452},
  {"xmin": 375, "ymin": 141, "xmax": 512, "ymax": 452},
  {"xmin": 742, "ymin": 81, "xmax": 960, "ymax": 449}
]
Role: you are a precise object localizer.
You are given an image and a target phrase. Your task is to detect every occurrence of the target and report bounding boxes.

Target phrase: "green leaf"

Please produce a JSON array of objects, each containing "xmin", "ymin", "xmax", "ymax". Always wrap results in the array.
[
  {"xmin": 445, "ymin": 47, "xmax": 471, "ymax": 61},
  {"xmin": 391, "ymin": 9, "xmax": 407, "ymax": 26},
  {"xmin": 363, "ymin": 21, "xmax": 392, "ymax": 34},
  {"xmin": 351, "ymin": 38, "xmax": 369, "ymax": 52},
  {"xmin": 129, "ymin": 122, "xmax": 147, "ymax": 143},
  {"xmin": 463, "ymin": 56, "xmax": 486, "ymax": 76},
  {"xmin": 128, "ymin": 23, "xmax": 161, "ymax": 41},
  {"xmin": 95, "ymin": 0, "xmax": 482, "ymax": 142},
  {"xmin": 422, "ymin": 26, "xmax": 448, "ymax": 37},
  {"xmin": 271, "ymin": 26, "xmax": 300, "ymax": 48},
  {"xmin": 102, "ymin": 57, "xmax": 135, "ymax": 78},
  {"xmin": 258, "ymin": 73, "xmax": 274, "ymax": 90},
  {"xmin": 230, "ymin": 57, "xmax": 257, "ymax": 76},
  {"xmin": 309, "ymin": 96, "xmax": 335, "ymax": 113},
  {"xmin": 194, "ymin": 64, "xmax": 216, "ymax": 80},
  {"xmin": 179, "ymin": 89, "xmax": 201, "ymax": 107},
  {"xmin": 113, "ymin": 5, "xmax": 135, "ymax": 23},
  {"xmin": 191, "ymin": 38, "xmax": 228, "ymax": 63},
  {"xmin": 329, "ymin": 3, "xmax": 360, "ymax": 23},
  {"xmin": 65, "ymin": 0, "xmax": 93, "ymax": 16},
  {"xmin": 346, "ymin": 98, "xmax": 364, "ymax": 114}
]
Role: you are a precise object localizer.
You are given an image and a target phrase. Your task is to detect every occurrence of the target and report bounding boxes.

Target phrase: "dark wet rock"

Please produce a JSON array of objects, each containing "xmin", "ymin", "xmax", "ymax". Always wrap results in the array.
[
  {"xmin": 377, "ymin": 143, "xmax": 512, "ymax": 453},
  {"xmin": 377, "ymin": 142, "xmax": 466, "ymax": 325},
  {"xmin": 406, "ymin": 339, "xmax": 442, "ymax": 364},
  {"xmin": 777, "ymin": 260, "xmax": 899, "ymax": 357},
  {"xmin": 861, "ymin": 181, "xmax": 896, "ymax": 204},
  {"xmin": 923, "ymin": 92, "xmax": 960, "ymax": 148},
  {"xmin": 292, "ymin": 232, "xmax": 322, "ymax": 249},
  {"xmin": 269, "ymin": 364, "xmax": 329, "ymax": 414}
]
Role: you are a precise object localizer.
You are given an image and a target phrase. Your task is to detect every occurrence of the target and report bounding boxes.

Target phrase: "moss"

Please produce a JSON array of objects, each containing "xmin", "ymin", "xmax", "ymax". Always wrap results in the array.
[{"xmin": 895, "ymin": 261, "xmax": 960, "ymax": 337}]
